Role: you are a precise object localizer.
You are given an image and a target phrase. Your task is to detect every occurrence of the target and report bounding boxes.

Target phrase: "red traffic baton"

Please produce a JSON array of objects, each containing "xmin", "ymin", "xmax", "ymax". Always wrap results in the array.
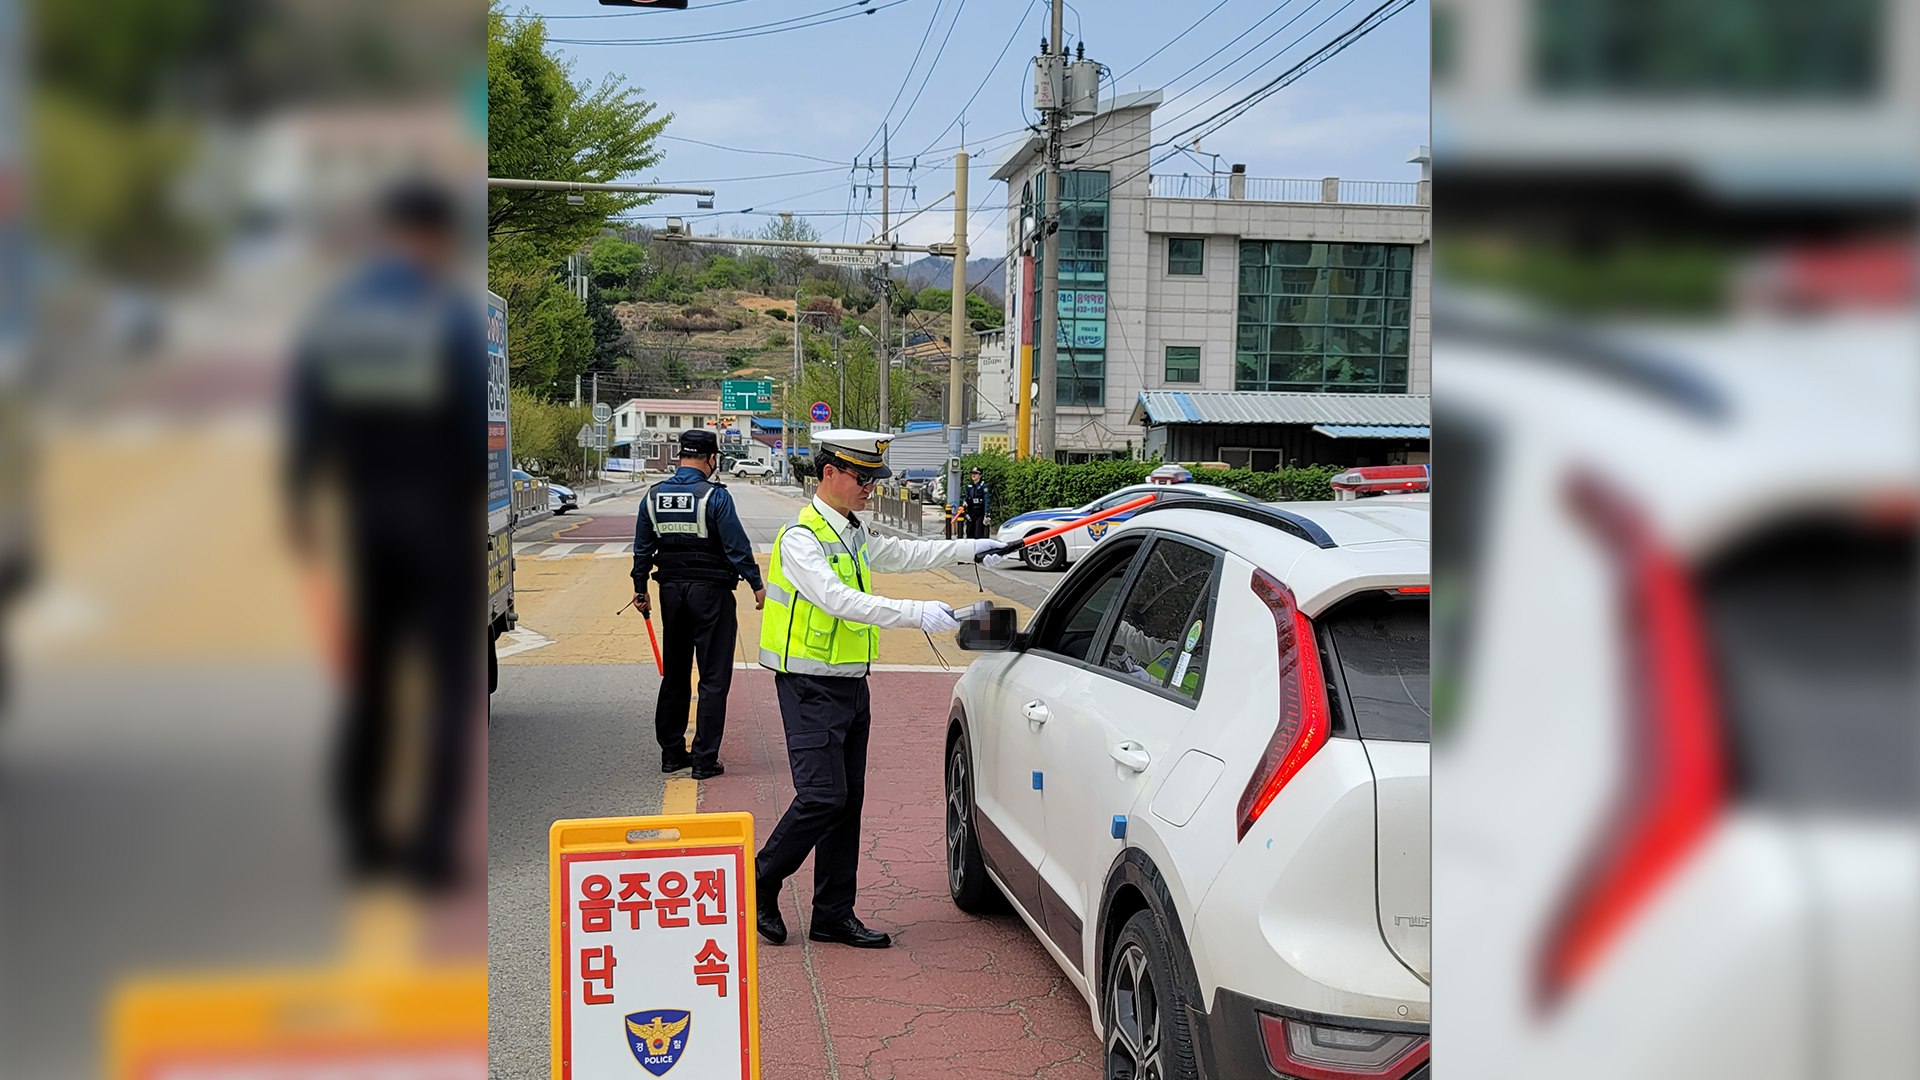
[
  {"xmin": 641, "ymin": 610, "xmax": 664, "ymax": 676},
  {"xmin": 615, "ymin": 595, "xmax": 667, "ymax": 675},
  {"xmin": 975, "ymin": 492, "xmax": 1161, "ymax": 562}
]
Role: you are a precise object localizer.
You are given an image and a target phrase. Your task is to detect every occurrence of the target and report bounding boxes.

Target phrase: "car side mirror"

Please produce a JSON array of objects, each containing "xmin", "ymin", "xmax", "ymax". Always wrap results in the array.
[{"xmin": 955, "ymin": 603, "xmax": 1020, "ymax": 651}]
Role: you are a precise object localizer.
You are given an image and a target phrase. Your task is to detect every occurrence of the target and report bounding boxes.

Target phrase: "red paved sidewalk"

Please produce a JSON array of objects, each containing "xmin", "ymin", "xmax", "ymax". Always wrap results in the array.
[{"xmin": 704, "ymin": 668, "xmax": 1100, "ymax": 1080}]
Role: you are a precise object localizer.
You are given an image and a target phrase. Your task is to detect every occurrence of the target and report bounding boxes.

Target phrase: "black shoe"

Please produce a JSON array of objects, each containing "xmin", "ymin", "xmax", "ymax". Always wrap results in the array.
[
  {"xmin": 690, "ymin": 762, "xmax": 725, "ymax": 780},
  {"xmin": 756, "ymin": 887, "xmax": 786, "ymax": 945},
  {"xmin": 808, "ymin": 916, "xmax": 891, "ymax": 949},
  {"xmin": 661, "ymin": 756, "xmax": 691, "ymax": 774}
]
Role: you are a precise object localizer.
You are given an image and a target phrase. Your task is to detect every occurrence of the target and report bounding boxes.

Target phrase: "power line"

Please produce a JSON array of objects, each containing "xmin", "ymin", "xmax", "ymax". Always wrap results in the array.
[
  {"xmin": 658, "ymin": 135, "xmax": 845, "ymax": 164},
  {"xmin": 551, "ymin": 0, "xmax": 921, "ymax": 47},
  {"xmin": 1105, "ymin": 0, "xmax": 1236, "ymax": 84},
  {"xmin": 856, "ymin": 0, "xmax": 947, "ymax": 161},
  {"xmin": 888, "ymin": 0, "xmax": 972, "ymax": 139},
  {"xmin": 653, "ymin": 165, "xmax": 846, "ymax": 183},
  {"xmin": 501, "ymin": 0, "xmax": 768, "ymax": 18},
  {"xmin": 912, "ymin": 0, "xmax": 1040, "ymax": 159}
]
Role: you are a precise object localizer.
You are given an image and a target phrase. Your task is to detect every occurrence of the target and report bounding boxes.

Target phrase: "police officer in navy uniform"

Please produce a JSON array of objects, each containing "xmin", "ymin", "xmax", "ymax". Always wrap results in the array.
[
  {"xmin": 964, "ymin": 466, "xmax": 990, "ymax": 539},
  {"xmin": 632, "ymin": 428, "xmax": 765, "ymax": 779}
]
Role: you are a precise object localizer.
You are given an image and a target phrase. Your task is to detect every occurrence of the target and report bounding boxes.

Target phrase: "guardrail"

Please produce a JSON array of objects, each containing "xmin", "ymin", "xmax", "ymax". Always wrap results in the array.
[
  {"xmin": 1147, "ymin": 175, "xmax": 1423, "ymax": 206},
  {"xmin": 872, "ymin": 485, "xmax": 924, "ymax": 533}
]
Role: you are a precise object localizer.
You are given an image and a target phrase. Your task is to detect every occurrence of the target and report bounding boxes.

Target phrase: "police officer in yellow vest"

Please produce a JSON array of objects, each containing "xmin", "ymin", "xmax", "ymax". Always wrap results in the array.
[{"xmin": 756, "ymin": 430, "xmax": 1008, "ymax": 949}]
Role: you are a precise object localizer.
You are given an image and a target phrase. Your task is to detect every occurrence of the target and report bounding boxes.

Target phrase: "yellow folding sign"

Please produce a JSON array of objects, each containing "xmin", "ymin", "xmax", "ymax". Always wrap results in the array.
[
  {"xmin": 110, "ymin": 963, "xmax": 487, "ymax": 1080},
  {"xmin": 551, "ymin": 812, "xmax": 761, "ymax": 1080}
]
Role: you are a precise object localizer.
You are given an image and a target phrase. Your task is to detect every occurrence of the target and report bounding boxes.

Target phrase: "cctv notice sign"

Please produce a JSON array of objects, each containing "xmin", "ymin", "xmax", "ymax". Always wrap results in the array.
[{"xmin": 551, "ymin": 813, "xmax": 760, "ymax": 1080}]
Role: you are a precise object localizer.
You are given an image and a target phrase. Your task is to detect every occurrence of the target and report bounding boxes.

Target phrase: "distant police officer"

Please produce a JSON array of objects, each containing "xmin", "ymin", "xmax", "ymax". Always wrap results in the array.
[
  {"xmin": 632, "ymin": 428, "xmax": 766, "ymax": 779},
  {"xmin": 964, "ymin": 466, "xmax": 990, "ymax": 539},
  {"xmin": 755, "ymin": 430, "xmax": 1009, "ymax": 949}
]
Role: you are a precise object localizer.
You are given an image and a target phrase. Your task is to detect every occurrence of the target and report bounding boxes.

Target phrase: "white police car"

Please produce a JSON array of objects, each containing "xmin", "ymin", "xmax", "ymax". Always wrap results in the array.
[
  {"xmin": 994, "ymin": 482, "xmax": 1252, "ymax": 571},
  {"xmin": 950, "ymin": 494, "xmax": 1431, "ymax": 1079}
]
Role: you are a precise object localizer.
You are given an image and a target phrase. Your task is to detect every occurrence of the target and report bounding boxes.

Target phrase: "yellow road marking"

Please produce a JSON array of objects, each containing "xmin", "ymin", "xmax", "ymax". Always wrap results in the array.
[{"xmin": 662, "ymin": 777, "xmax": 698, "ymax": 815}]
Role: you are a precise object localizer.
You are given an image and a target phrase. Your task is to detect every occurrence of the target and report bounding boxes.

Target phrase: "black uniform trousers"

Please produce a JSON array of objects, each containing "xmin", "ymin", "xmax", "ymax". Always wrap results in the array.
[
  {"xmin": 653, "ymin": 579, "xmax": 739, "ymax": 768},
  {"xmin": 965, "ymin": 502, "xmax": 989, "ymax": 538},
  {"xmin": 755, "ymin": 672, "xmax": 872, "ymax": 920},
  {"xmin": 338, "ymin": 532, "xmax": 478, "ymax": 890}
]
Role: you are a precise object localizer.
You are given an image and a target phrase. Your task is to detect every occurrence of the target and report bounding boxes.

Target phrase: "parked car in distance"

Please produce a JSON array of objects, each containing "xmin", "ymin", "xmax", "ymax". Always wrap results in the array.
[
  {"xmin": 993, "ymin": 482, "xmax": 1252, "ymax": 571},
  {"xmin": 948, "ymin": 494, "xmax": 1431, "ymax": 1080},
  {"xmin": 548, "ymin": 481, "xmax": 577, "ymax": 514},
  {"xmin": 730, "ymin": 458, "xmax": 775, "ymax": 478}
]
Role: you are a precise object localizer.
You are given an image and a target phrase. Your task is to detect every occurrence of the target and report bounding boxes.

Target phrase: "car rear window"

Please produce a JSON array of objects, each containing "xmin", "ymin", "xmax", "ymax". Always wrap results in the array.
[
  {"xmin": 1321, "ymin": 593, "xmax": 1432, "ymax": 743},
  {"xmin": 1699, "ymin": 517, "xmax": 1915, "ymax": 813}
]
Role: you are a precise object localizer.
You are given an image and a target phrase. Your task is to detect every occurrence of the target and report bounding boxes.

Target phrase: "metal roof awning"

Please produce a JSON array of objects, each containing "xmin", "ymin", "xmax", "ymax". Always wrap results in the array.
[
  {"xmin": 1312, "ymin": 424, "xmax": 1431, "ymax": 439},
  {"xmin": 1131, "ymin": 391, "xmax": 1430, "ymax": 427}
]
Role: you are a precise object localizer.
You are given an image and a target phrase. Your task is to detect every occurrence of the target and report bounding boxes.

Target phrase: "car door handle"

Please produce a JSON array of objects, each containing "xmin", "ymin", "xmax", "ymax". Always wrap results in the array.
[
  {"xmin": 1022, "ymin": 700, "xmax": 1050, "ymax": 725},
  {"xmin": 1110, "ymin": 742, "xmax": 1151, "ymax": 772}
]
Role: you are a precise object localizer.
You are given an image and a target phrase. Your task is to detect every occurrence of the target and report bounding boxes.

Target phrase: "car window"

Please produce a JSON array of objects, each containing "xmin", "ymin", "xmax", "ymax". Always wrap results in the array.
[
  {"xmin": 1322, "ymin": 593, "xmax": 1431, "ymax": 742},
  {"xmin": 1102, "ymin": 538, "xmax": 1218, "ymax": 699},
  {"xmin": 1032, "ymin": 539, "xmax": 1142, "ymax": 662},
  {"xmin": 1090, "ymin": 490, "xmax": 1145, "ymax": 513}
]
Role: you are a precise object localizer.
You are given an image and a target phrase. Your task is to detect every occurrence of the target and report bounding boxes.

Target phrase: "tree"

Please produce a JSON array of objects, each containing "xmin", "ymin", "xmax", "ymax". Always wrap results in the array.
[
  {"xmin": 587, "ymin": 288, "xmax": 629, "ymax": 371},
  {"xmin": 589, "ymin": 236, "xmax": 649, "ymax": 300},
  {"xmin": 487, "ymin": 2, "xmax": 670, "ymax": 271},
  {"xmin": 756, "ymin": 215, "xmax": 822, "ymax": 286},
  {"xmin": 495, "ymin": 264, "xmax": 592, "ymax": 394}
]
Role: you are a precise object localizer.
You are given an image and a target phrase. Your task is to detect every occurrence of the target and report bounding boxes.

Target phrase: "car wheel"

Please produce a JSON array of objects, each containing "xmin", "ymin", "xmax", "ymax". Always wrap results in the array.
[
  {"xmin": 488, "ymin": 631, "xmax": 499, "ymax": 695},
  {"xmin": 1105, "ymin": 911, "xmax": 1200, "ymax": 1080},
  {"xmin": 946, "ymin": 736, "xmax": 1002, "ymax": 912},
  {"xmin": 1024, "ymin": 536, "xmax": 1067, "ymax": 572}
]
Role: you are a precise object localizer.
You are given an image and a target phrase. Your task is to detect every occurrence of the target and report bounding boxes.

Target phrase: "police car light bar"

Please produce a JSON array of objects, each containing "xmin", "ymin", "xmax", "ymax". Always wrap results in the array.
[{"xmin": 1330, "ymin": 464, "xmax": 1431, "ymax": 495}]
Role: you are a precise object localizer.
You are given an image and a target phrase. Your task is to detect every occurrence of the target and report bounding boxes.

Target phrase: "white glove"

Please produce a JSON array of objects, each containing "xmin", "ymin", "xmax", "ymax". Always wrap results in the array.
[
  {"xmin": 919, "ymin": 601, "xmax": 959, "ymax": 634},
  {"xmin": 972, "ymin": 538, "xmax": 1013, "ymax": 569}
]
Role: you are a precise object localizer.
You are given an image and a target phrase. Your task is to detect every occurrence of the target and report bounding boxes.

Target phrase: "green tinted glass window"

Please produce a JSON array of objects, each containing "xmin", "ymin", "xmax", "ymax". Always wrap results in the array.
[
  {"xmin": 1168, "ymin": 237, "xmax": 1205, "ymax": 275},
  {"xmin": 1234, "ymin": 240, "xmax": 1418, "ymax": 392},
  {"xmin": 1165, "ymin": 346, "xmax": 1201, "ymax": 383}
]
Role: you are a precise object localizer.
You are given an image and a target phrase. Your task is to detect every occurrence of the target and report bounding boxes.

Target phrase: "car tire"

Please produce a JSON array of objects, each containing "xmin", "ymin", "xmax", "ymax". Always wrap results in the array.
[
  {"xmin": 1105, "ymin": 910, "xmax": 1201, "ymax": 1080},
  {"xmin": 945, "ymin": 736, "xmax": 1002, "ymax": 913},
  {"xmin": 488, "ymin": 631, "xmax": 499, "ymax": 695},
  {"xmin": 1025, "ymin": 536, "xmax": 1067, "ymax": 572}
]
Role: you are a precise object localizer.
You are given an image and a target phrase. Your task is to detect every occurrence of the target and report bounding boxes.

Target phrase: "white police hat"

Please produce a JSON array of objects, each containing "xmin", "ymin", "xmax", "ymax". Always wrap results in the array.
[{"xmin": 813, "ymin": 429, "xmax": 893, "ymax": 479}]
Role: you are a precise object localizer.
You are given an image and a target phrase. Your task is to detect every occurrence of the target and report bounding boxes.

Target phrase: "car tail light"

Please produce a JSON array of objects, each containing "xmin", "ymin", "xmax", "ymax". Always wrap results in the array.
[
  {"xmin": 1537, "ymin": 472, "xmax": 1725, "ymax": 1009},
  {"xmin": 1238, "ymin": 569, "xmax": 1331, "ymax": 840},
  {"xmin": 1330, "ymin": 464, "xmax": 1431, "ymax": 496},
  {"xmin": 1258, "ymin": 1014, "xmax": 1430, "ymax": 1079}
]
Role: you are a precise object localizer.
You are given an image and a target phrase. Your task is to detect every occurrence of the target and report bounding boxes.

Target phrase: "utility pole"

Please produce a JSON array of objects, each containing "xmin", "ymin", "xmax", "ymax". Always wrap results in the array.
[
  {"xmin": 946, "ymin": 150, "xmax": 969, "ymax": 523},
  {"xmin": 1035, "ymin": 0, "xmax": 1065, "ymax": 463},
  {"xmin": 877, "ymin": 124, "xmax": 891, "ymax": 433},
  {"xmin": 792, "ymin": 287, "xmax": 803, "ymax": 481}
]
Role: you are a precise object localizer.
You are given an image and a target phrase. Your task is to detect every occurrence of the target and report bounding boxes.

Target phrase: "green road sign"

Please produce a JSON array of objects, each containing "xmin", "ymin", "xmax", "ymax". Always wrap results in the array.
[{"xmin": 720, "ymin": 379, "xmax": 774, "ymax": 413}]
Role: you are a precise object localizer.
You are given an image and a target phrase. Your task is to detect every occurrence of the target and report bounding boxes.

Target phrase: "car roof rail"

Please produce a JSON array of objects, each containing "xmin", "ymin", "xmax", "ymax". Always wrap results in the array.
[{"xmin": 1133, "ymin": 493, "xmax": 1338, "ymax": 549}]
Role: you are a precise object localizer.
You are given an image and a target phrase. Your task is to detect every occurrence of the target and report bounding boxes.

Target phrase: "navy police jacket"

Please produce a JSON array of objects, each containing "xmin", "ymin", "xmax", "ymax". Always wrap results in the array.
[{"xmin": 633, "ymin": 466, "xmax": 764, "ymax": 590}]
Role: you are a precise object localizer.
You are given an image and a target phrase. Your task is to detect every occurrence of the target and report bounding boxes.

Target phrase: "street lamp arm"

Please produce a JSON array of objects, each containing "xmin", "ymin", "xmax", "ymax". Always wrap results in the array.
[
  {"xmin": 486, "ymin": 177, "xmax": 717, "ymax": 196},
  {"xmin": 661, "ymin": 234, "xmax": 946, "ymax": 254}
]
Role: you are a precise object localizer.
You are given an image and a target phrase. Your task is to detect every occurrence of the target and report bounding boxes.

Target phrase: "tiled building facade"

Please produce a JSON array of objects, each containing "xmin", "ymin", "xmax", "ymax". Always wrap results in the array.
[{"xmin": 992, "ymin": 90, "xmax": 1432, "ymax": 461}]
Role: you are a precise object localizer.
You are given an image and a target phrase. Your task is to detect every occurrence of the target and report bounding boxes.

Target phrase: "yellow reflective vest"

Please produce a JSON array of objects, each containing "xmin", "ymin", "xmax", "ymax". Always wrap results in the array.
[{"xmin": 758, "ymin": 505, "xmax": 876, "ymax": 676}]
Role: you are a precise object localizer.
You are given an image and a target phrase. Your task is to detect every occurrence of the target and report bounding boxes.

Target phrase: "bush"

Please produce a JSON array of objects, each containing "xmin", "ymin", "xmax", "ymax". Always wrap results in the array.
[
  {"xmin": 960, "ymin": 453, "xmax": 1340, "ymax": 519},
  {"xmin": 768, "ymin": 307, "xmax": 789, "ymax": 321},
  {"xmin": 767, "ymin": 329, "xmax": 790, "ymax": 348}
]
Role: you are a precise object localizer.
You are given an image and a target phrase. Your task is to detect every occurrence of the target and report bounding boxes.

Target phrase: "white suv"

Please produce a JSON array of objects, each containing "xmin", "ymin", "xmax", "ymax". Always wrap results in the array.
[
  {"xmin": 949, "ymin": 496, "xmax": 1431, "ymax": 1080},
  {"xmin": 1433, "ymin": 313, "xmax": 1916, "ymax": 1080},
  {"xmin": 729, "ymin": 458, "xmax": 774, "ymax": 478}
]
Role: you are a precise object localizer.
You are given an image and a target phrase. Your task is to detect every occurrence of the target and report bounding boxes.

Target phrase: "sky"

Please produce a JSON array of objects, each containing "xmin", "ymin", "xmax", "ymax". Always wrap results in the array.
[{"xmin": 506, "ymin": 0, "xmax": 1430, "ymax": 259}]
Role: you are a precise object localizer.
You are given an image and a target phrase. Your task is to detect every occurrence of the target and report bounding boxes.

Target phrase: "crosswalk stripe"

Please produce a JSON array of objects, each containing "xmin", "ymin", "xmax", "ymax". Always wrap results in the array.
[
  {"xmin": 596, "ymin": 542, "xmax": 631, "ymax": 556},
  {"xmin": 541, "ymin": 542, "xmax": 580, "ymax": 558}
]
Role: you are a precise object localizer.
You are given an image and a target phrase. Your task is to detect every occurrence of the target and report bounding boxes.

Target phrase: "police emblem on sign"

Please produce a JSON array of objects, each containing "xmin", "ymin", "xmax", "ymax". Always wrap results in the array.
[
  {"xmin": 1086, "ymin": 520, "xmax": 1112, "ymax": 540},
  {"xmin": 625, "ymin": 1010, "xmax": 693, "ymax": 1075}
]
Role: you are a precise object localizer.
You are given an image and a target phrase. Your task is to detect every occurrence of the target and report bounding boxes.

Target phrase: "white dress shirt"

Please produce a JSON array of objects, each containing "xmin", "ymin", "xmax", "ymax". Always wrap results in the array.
[{"xmin": 779, "ymin": 496, "xmax": 980, "ymax": 630}]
